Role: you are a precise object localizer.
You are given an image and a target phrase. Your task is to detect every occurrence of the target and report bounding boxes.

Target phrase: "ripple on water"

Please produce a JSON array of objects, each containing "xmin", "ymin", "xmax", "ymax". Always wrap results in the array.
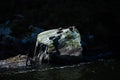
[{"xmin": 0, "ymin": 59, "xmax": 119, "ymax": 80}]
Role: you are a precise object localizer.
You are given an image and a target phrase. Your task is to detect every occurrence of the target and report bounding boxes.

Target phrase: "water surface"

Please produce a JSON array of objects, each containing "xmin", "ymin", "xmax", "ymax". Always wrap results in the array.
[{"xmin": 0, "ymin": 60, "xmax": 120, "ymax": 80}]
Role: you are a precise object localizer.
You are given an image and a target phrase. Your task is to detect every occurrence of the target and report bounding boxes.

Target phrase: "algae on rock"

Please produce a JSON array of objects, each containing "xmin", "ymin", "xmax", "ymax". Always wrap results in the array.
[{"xmin": 34, "ymin": 27, "xmax": 83, "ymax": 64}]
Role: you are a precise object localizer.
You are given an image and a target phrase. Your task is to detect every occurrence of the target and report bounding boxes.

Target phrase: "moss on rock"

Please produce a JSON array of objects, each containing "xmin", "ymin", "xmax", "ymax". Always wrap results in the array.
[{"xmin": 36, "ymin": 27, "xmax": 82, "ymax": 56}]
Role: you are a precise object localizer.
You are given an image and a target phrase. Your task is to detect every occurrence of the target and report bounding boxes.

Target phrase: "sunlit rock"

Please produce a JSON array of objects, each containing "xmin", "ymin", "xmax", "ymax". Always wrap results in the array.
[{"xmin": 34, "ymin": 26, "xmax": 83, "ymax": 64}]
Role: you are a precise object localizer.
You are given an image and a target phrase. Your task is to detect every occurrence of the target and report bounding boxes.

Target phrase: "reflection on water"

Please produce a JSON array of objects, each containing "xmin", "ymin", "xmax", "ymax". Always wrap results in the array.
[{"xmin": 0, "ymin": 60, "xmax": 120, "ymax": 80}]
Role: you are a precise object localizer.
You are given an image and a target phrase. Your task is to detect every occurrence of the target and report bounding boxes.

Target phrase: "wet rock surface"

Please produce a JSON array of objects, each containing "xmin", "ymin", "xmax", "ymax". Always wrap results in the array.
[
  {"xmin": 0, "ymin": 55, "xmax": 27, "ymax": 69},
  {"xmin": 0, "ymin": 27, "xmax": 114, "ymax": 69},
  {"xmin": 33, "ymin": 27, "xmax": 83, "ymax": 64}
]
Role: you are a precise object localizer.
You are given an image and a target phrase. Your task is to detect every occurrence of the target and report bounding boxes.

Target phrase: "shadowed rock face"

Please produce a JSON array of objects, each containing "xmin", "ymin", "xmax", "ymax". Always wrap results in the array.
[{"xmin": 34, "ymin": 27, "xmax": 83, "ymax": 64}]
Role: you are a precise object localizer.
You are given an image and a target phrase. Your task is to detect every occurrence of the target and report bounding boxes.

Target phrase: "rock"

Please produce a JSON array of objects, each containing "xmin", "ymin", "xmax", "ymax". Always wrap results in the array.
[
  {"xmin": 0, "ymin": 27, "xmax": 83, "ymax": 69},
  {"xmin": 34, "ymin": 26, "xmax": 83, "ymax": 64},
  {"xmin": 0, "ymin": 55, "xmax": 27, "ymax": 69}
]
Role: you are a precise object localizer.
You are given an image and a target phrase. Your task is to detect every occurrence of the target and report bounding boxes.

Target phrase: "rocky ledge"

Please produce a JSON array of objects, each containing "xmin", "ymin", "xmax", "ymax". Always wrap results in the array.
[
  {"xmin": 0, "ymin": 27, "xmax": 84, "ymax": 68},
  {"xmin": 33, "ymin": 26, "xmax": 83, "ymax": 65}
]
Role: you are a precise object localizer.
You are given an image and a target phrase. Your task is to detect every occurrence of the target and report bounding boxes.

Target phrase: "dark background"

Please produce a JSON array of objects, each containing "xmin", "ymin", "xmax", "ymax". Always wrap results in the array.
[{"xmin": 0, "ymin": 0, "xmax": 120, "ymax": 60}]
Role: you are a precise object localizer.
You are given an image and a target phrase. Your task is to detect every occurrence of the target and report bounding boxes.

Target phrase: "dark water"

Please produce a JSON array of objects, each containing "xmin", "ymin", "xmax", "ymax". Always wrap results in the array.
[{"xmin": 0, "ymin": 60, "xmax": 120, "ymax": 80}]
